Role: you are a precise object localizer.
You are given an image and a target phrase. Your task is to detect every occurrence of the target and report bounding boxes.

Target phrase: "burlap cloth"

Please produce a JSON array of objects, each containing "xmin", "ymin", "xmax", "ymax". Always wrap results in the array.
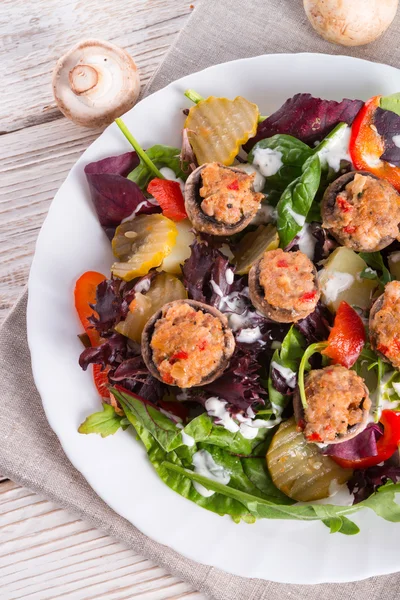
[{"xmin": 2, "ymin": 1, "xmax": 400, "ymax": 597}]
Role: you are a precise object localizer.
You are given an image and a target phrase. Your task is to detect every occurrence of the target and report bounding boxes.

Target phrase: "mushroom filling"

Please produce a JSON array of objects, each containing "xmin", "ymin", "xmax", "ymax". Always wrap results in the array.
[
  {"xmin": 303, "ymin": 365, "xmax": 370, "ymax": 443},
  {"xmin": 323, "ymin": 174, "xmax": 400, "ymax": 251},
  {"xmin": 258, "ymin": 249, "xmax": 318, "ymax": 314},
  {"xmin": 199, "ymin": 162, "xmax": 263, "ymax": 225},
  {"xmin": 150, "ymin": 302, "xmax": 226, "ymax": 388},
  {"xmin": 370, "ymin": 281, "xmax": 400, "ymax": 369}
]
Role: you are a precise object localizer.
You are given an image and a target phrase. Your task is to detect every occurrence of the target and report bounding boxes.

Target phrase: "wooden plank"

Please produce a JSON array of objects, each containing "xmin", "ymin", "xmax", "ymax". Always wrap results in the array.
[
  {"xmin": 0, "ymin": 480, "xmax": 206, "ymax": 600},
  {"xmin": 0, "ymin": 0, "xmax": 195, "ymax": 134}
]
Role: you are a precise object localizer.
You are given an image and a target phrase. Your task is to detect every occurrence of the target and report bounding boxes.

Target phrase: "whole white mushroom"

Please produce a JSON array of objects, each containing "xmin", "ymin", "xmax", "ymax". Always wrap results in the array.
[
  {"xmin": 304, "ymin": 0, "xmax": 399, "ymax": 47},
  {"xmin": 52, "ymin": 39, "xmax": 140, "ymax": 127}
]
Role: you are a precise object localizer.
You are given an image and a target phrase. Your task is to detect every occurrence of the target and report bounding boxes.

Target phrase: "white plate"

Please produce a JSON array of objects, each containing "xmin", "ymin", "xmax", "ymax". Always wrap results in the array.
[{"xmin": 28, "ymin": 53, "xmax": 400, "ymax": 584}]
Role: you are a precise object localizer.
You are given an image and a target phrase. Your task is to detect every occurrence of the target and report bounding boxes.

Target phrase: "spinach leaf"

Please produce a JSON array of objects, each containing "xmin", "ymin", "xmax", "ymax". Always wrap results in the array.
[
  {"xmin": 277, "ymin": 154, "xmax": 321, "ymax": 248},
  {"xmin": 248, "ymin": 134, "xmax": 312, "ymax": 167},
  {"xmin": 267, "ymin": 327, "xmax": 306, "ymax": 416},
  {"xmin": 128, "ymin": 145, "xmax": 187, "ymax": 190},
  {"xmin": 380, "ymin": 93, "xmax": 400, "ymax": 117},
  {"xmin": 359, "ymin": 252, "xmax": 392, "ymax": 286},
  {"xmin": 78, "ymin": 403, "xmax": 127, "ymax": 438}
]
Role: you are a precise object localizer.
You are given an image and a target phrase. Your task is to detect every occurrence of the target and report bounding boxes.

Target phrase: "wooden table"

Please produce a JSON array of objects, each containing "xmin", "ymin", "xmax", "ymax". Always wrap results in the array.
[{"xmin": 0, "ymin": 1, "xmax": 206, "ymax": 597}]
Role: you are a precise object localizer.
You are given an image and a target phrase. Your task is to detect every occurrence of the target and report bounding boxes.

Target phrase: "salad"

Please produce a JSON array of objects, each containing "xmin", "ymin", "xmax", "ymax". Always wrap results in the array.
[{"xmin": 76, "ymin": 88, "xmax": 400, "ymax": 535}]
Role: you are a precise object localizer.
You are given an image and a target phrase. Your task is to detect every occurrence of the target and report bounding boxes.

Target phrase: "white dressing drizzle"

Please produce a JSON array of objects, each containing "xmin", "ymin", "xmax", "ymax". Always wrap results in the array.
[
  {"xmin": 225, "ymin": 268, "xmax": 234, "ymax": 285},
  {"xmin": 235, "ymin": 162, "xmax": 266, "ymax": 192},
  {"xmin": 252, "ymin": 147, "xmax": 283, "ymax": 177},
  {"xmin": 181, "ymin": 431, "xmax": 195, "ymax": 447},
  {"xmin": 317, "ymin": 125, "xmax": 352, "ymax": 172},
  {"xmin": 285, "ymin": 206, "xmax": 306, "ymax": 227},
  {"xmin": 298, "ymin": 223, "xmax": 317, "ymax": 259},
  {"xmin": 270, "ymin": 361, "xmax": 297, "ymax": 388},
  {"xmin": 236, "ymin": 326, "xmax": 264, "ymax": 344},
  {"xmin": 392, "ymin": 135, "xmax": 400, "ymax": 148},
  {"xmin": 159, "ymin": 166, "xmax": 185, "ymax": 193},
  {"xmin": 192, "ymin": 449, "xmax": 231, "ymax": 497}
]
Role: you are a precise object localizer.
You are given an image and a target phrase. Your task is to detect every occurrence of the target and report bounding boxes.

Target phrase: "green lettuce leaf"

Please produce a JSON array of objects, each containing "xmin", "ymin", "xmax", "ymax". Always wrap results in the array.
[
  {"xmin": 78, "ymin": 403, "xmax": 127, "ymax": 438},
  {"xmin": 128, "ymin": 145, "xmax": 187, "ymax": 190}
]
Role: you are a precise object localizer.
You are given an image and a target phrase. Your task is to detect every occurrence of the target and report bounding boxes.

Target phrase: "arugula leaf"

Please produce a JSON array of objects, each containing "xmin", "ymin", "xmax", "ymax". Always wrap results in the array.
[
  {"xmin": 78, "ymin": 403, "xmax": 127, "ymax": 438},
  {"xmin": 359, "ymin": 252, "xmax": 391, "ymax": 286},
  {"xmin": 277, "ymin": 154, "xmax": 321, "ymax": 248},
  {"xmin": 267, "ymin": 327, "xmax": 306, "ymax": 416},
  {"xmin": 380, "ymin": 93, "xmax": 400, "ymax": 117},
  {"xmin": 128, "ymin": 145, "xmax": 187, "ymax": 190}
]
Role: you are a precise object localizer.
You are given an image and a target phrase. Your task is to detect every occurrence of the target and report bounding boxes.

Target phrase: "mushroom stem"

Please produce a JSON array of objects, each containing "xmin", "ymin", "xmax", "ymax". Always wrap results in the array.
[
  {"xmin": 115, "ymin": 118, "xmax": 165, "ymax": 180},
  {"xmin": 69, "ymin": 65, "xmax": 99, "ymax": 95}
]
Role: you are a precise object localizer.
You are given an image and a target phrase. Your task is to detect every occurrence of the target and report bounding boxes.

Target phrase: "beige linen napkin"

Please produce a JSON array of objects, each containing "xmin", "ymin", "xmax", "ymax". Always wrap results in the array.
[{"xmin": 2, "ymin": 1, "xmax": 400, "ymax": 597}]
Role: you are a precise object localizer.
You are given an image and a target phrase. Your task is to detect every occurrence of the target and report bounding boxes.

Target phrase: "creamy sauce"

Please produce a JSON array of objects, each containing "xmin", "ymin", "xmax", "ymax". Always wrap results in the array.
[
  {"xmin": 235, "ymin": 162, "xmax": 266, "ymax": 192},
  {"xmin": 134, "ymin": 278, "xmax": 151, "ymax": 293},
  {"xmin": 251, "ymin": 202, "xmax": 277, "ymax": 225},
  {"xmin": 205, "ymin": 397, "xmax": 239, "ymax": 433},
  {"xmin": 392, "ymin": 135, "xmax": 400, "ymax": 148},
  {"xmin": 181, "ymin": 431, "xmax": 195, "ymax": 447},
  {"xmin": 192, "ymin": 449, "xmax": 231, "ymax": 497},
  {"xmin": 299, "ymin": 479, "xmax": 354, "ymax": 506},
  {"xmin": 236, "ymin": 326, "xmax": 264, "ymax": 344},
  {"xmin": 319, "ymin": 271, "xmax": 354, "ymax": 304},
  {"xmin": 270, "ymin": 361, "xmax": 297, "ymax": 388},
  {"xmin": 298, "ymin": 224, "xmax": 316, "ymax": 259},
  {"xmin": 252, "ymin": 147, "xmax": 283, "ymax": 177},
  {"xmin": 159, "ymin": 408, "xmax": 182, "ymax": 424},
  {"xmin": 225, "ymin": 268, "xmax": 234, "ymax": 285},
  {"xmin": 392, "ymin": 382, "xmax": 400, "ymax": 395},
  {"xmin": 121, "ymin": 199, "xmax": 157, "ymax": 223},
  {"xmin": 159, "ymin": 166, "xmax": 185, "ymax": 193},
  {"xmin": 285, "ymin": 206, "xmax": 306, "ymax": 227},
  {"xmin": 317, "ymin": 125, "xmax": 352, "ymax": 172}
]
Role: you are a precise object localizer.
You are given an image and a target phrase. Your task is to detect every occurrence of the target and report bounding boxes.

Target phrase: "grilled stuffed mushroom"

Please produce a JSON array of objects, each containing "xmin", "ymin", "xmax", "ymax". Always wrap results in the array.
[
  {"xmin": 184, "ymin": 162, "xmax": 264, "ymax": 236},
  {"xmin": 370, "ymin": 281, "xmax": 400, "ymax": 370},
  {"xmin": 141, "ymin": 299, "xmax": 235, "ymax": 388},
  {"xmin": 322, "ymin": 171, "xmax": 400, "ymax": 252},
  {"xmin": 248, "ymin": 248, "xmax": 320, "ymax": 323}
]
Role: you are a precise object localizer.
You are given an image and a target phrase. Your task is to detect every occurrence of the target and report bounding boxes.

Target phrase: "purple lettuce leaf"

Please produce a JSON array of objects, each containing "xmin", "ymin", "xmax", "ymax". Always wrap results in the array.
[
  {"xmin": 323, "ymin": 423, "xmax": 383, "ymax": 461},
  {"xmin": 111, "ymin": 356, "xmax": 165, "ymax": 402},
  {"xmin": 88, "ymin": 278, "xmax": 135, "ymax": 334},
  {"xmin": 347, "ymin": 453, "xmax": 400, "ymax": 504},
  {"xmin": 84, "ymin": 152, "xmax": 160, "ymax": 229},
  {"xmin": 244, "ymin": 94, "xmax": 364, "ymax": 151},
  {"xmin": 79, "ymin": 333, "xmax": 128, "ymax": 371},
  {"xmin": 295, "ymin": 301, "xmax": 332, "ymax": 344},
  {"xmin": 374, "ymin": 106, "xmax": 400, "ymax": 166}
]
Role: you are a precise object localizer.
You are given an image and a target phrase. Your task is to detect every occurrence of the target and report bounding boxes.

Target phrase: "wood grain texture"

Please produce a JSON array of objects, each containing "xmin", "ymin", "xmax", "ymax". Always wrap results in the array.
[
  {"xmin": 0, "ymin": 480, "xmax": 206, "ymax": 600},
  {"xmin": 0, "ymin": 1, "xmax": 209, "ymax": 598}
]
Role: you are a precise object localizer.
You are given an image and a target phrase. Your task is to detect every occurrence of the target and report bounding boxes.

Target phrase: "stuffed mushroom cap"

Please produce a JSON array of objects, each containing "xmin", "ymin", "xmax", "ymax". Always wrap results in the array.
[
  {"xmin": 293, "ymin": 364, "xmax": 371, "ymax": 444},
  {"xmin": 141, "ymin": 299, "xmax": 235, "ymax": 388},
  {"xmin": 248, "ymin": 248, "xmax": 320, "ymax": 323},
  {"xmin": 184, "ymin": 162, "xmax": 264, "ymax": 236},
  {"xmin": 322, "ymin": 171, "xmax": 400, "ymax": 252},
  {"xmin": 369, "ymin": 281, "xmax": 400, "ymax": 370}
]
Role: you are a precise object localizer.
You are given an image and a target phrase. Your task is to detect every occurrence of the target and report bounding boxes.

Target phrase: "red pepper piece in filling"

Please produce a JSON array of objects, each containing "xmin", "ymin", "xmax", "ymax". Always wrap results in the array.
[
  {"xmin": 336, "ymin": 196, "xmax": 352, "ymax": 213},
  {"xmin": 343, "ymin": 225, "xmax": 357, "ymax": 234},
  {"xmin": 197, "ymin": 340, "xmax": 208, "ymax": 351},
  {"xmin": 301, "ymin": 290, "xmax": 317, "ymax": 302},
  {"xmin": 277, "ymin": 259, "xmax": 289, "ymax": 268},
  {"xmin": 227, "ymin": 179, "xmax": 239, "ymax": 190},
  {"xmin": 378, "ymin": 343, "xmax": 389, "ymax": 356},
  {"xmin": 169, "ymin": 351, "xmax": 189, "ymax": 363},
  {"xmin": 322, "ymin": 301, "xmax": 366, "ymax": 369}
]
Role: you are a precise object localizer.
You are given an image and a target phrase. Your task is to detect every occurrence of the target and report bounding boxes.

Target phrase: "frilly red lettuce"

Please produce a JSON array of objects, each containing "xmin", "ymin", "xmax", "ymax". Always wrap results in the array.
[
  {"xmin": 347, "ymin": 452, "xmax": 400, "ymax": 504},
  {"xmin": 323, "ymin": 423, "xmax": 382, "ymax": 461},
  {"xmin": 245, "ymin": 94, "xmax": 364, "ymax": 151},
  {"xmin": 84, "ymin": 152, "xmax": 160, "ymax": 230}
]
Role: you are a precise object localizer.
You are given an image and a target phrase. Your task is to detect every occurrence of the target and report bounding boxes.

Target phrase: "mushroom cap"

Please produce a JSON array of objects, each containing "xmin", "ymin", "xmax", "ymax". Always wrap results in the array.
[
  {"xmin": 52, "ymin": 39, "xmax": 140, "ymax": 128},
  {"xmin": 321, "ymin": 170, "xmax": 399, "ymax": 252},
  {"xmin": 141, "ymin": 299, "xmax": 235, "ymax": 387},
  {"xmin": 248, "ymin": 254, "xmax": 320, "ymax": 323},
  {"xmin": 293, "ymin": 376, "xmax": 371, "ymax": 445},
  {"xmin": 184, "ymin": 163, "xmax": 261, "ymax": 236},
  {"xmin": 304, "ymin": 0, "xmax": 398, "ymax": 47}
]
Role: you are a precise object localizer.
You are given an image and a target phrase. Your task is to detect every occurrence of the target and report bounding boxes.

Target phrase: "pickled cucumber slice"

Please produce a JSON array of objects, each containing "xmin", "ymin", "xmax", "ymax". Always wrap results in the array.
[
  {"xmin": 234, "ymin": 224, "xmax": 279, "ymax": 275},
  {"xmin": 184, "ymin": 96, "xmax": 259, "ymax": 166},
  {"xmin": 115, "ymin": 273, "xmax": 187, "ymax": 342},
  {"xmin": 112, "ymin": 214, "xmax": 178, "ymax": 281},
  {"xmin": 266, "ymin": 417, "xmax": 352, "ymax": 502},
  {"xmin": 159, "ymin": 219, "xmax": 195, "ymax": 275}
]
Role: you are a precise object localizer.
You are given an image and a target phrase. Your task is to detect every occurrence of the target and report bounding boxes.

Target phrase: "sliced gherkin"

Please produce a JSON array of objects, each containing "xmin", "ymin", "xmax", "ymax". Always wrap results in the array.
[
  {"xmin": 115, "ymin": 273, "xmax": 187, "ymax": 342},
  {"xmin": 184, "ymin": 96, "xmax": 259, "ymax": 166},
  {"xmin": 266, "ymin": 417, "xmax": 353, "ymax": 502},
  {"xmin": 233, "ymin": 224, "xmax": 279, "ymax": 275},
  {"xmin": 111, "ymin": 214, "xmax": 177, "ymax": 281}
]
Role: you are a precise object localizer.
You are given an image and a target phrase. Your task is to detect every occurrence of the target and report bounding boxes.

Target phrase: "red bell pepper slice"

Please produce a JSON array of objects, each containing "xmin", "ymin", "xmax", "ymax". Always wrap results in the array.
[
  {"xmin": 147, "ymin": 178, "xmax": 187, "ymax": 221},
  {"xmin": 349, "ymin": 95, "xmax": 400, "ymax": 192},
  {"xmin": 322, "ymin": 301, "xmax": 366, "ymax": 369},
  {"xmin": 331, "ymin": 410, "xmax": 400, "ymax": 470},
  {"xmin": 74, "ymin": 271, "xmax": 110, "ymax": 399}
]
